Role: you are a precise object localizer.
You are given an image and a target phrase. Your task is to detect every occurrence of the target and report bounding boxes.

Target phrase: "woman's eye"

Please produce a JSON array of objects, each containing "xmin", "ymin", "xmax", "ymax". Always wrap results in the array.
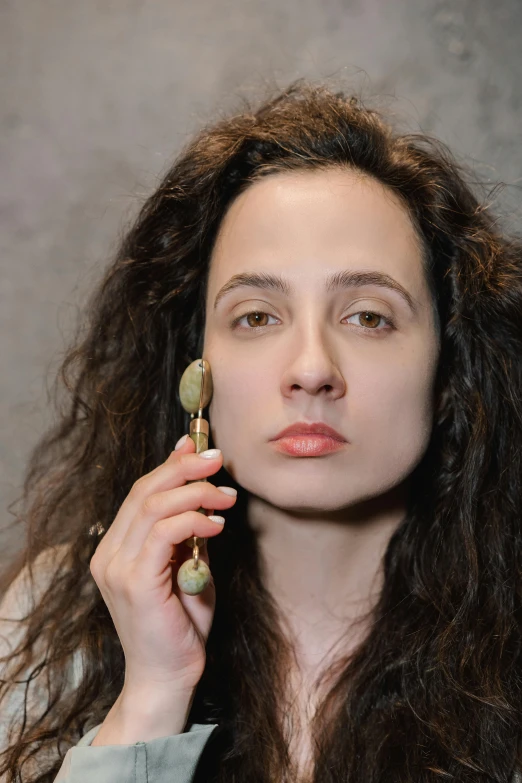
[
  {"xmin": 343, "ymin": 311, "xmax": 394, "ymax": 331},
  {"xmin": 231, "ymin": 311, "xmax": 278, "ymax": 330},
  {"xmin": 231, "ymin": 310, "xmax": 394, "ymax": 332}
]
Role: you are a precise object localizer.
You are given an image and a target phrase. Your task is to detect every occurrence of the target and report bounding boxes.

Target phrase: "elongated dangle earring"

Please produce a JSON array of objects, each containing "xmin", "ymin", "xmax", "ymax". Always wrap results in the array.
[{"xmin": 176, "ymin": 358, "xmax": 214, "ymax": 595}]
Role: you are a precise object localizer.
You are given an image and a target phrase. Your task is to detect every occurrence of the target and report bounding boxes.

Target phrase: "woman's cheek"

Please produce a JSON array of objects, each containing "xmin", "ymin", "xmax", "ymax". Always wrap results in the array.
[
  {"xmin": 208, "ymin": 381, "xmax": 257, "ymax": 451},
  {"xmin": 352, "ymin": 357, "xmax": 433, "ymax": 445}
]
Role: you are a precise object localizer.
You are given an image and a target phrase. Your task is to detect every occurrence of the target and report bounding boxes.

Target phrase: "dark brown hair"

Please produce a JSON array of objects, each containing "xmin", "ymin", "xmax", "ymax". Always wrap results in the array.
[{"xmin": 2, "ymin": 78, "xmax": 522, "ymax": 782}]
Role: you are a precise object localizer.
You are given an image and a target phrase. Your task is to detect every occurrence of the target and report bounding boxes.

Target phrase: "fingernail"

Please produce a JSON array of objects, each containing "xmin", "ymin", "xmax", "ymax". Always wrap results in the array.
[
  {"xmin": 174, "ymin": 434, "xmax": 189, "ymax": 450},
  {"xmin": 198, "ymin": 449, "xmax": 222, "ymax": 459},
  {"xmin": 207, "ymin": 515, "xmax": 225, "ymax": 525},
  {"xmin": 217, "ymin": 486, "xmax": 237, "ymax": 496}
]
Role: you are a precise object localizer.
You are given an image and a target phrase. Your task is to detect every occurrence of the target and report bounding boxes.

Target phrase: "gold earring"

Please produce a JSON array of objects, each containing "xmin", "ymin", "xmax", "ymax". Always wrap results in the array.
[{"xmin": 174, "ymin": 358, "xmax": 214, "ymax": 595}]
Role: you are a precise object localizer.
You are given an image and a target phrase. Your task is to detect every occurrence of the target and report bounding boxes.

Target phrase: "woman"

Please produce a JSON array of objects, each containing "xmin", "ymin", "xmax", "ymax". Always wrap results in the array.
[{"xmin": 1, "ymin": 79, "xmax": 522, "ymax": 783}]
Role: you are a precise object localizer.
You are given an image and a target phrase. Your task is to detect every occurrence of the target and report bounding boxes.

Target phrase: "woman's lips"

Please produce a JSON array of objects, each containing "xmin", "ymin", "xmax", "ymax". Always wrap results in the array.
[{"xmin": 271, "ymin": 434, "xmax": 346, "ymax": 457}]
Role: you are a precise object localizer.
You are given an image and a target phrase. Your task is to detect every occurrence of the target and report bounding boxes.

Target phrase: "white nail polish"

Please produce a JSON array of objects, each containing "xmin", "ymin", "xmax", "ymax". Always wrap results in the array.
[
  {"xmin": 199, "ymin": 449, "xmax": 221, "ymax": 459},
  {"xmin": 208, "ymin": 515, "xmax": 225, "ymax": 525},
  {"xmin": 217, "ymin": 486, "xmax": 237, "ymax": 496},
  {"xmin": 174, "ymin": 434, "xmax": 189, "ymax": 450}
]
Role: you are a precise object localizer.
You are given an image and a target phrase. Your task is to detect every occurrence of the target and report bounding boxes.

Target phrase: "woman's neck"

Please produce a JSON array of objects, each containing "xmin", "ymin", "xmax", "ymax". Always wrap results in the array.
[{"xmin": 247, "ymin": 481, "xmax": 409, "ymax": 675}]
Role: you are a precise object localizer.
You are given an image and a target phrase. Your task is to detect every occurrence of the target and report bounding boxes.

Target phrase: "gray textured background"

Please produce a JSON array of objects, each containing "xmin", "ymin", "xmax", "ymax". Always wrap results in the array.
[{"xmin": 2, "ymin": 0, "xmax": 522, "ymax": 564}]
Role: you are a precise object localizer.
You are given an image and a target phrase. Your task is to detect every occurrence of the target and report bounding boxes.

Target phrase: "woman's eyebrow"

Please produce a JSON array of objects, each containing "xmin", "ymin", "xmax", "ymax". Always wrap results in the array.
[{"xmin": 213, "ymin": 270, "xmax": 419, "ymax": 315}]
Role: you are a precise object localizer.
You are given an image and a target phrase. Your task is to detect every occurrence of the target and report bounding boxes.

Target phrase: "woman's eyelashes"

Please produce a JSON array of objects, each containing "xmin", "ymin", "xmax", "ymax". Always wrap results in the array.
[
  {"xmin": 343, "ymin": 311, "xmax": 395, "ymax": 332},
  {"xmin": 230, "ymin": 311, "xmax": 279, "ymax": 330},
  {"xmin": 230, "ymin": 309, "xmax": 396, "ymax": 334}
]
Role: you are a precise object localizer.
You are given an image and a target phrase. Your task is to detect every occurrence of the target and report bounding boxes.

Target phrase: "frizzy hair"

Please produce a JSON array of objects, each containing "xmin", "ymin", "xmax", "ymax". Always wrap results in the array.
[{"xmin": 2, "ymin": 78, "xmax": 522, "ymax": 782}]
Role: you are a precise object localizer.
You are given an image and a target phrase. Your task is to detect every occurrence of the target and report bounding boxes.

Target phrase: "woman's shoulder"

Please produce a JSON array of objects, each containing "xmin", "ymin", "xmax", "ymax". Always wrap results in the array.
[
  {"xmin": 0, "ymin": 543, "xmax": 83, "ymax": 758},
  {"xmin": 0, "ymin": 543, "xmax": 73, "ymax": 654}
]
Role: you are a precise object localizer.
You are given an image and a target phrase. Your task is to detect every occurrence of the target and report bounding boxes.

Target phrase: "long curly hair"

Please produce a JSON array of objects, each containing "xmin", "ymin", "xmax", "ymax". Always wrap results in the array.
[{"xmin": 2, "ymin": 78, "xmax": 522, "ymax": 782}]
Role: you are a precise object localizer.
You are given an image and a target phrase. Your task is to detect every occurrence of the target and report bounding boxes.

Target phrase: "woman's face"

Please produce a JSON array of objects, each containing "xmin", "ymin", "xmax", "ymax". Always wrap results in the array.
[{"xmin": 203, "ymin": 167, "xmax": 440, "ymax": 513}]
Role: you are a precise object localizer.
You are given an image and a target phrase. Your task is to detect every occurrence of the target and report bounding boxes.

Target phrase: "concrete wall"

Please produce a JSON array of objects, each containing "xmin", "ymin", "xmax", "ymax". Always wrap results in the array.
[{"xmin": 2, "ymin": 0, "xmax": 522, "ymax": 562}]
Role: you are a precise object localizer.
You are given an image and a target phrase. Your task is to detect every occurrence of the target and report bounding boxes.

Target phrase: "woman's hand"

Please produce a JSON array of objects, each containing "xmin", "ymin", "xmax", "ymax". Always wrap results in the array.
[{"xmin": 89, "ymin": 435, "xmax": 236, "ymax": 740}]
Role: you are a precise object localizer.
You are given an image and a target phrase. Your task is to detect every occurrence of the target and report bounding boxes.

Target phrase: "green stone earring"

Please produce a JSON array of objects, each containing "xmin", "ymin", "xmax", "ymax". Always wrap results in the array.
[{"xmin": 175, "ymin": 358, "xmax": 214, "ymax": 595}]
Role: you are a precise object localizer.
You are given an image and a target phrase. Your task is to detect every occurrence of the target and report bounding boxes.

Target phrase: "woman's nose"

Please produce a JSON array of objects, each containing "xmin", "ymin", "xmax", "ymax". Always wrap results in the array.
[{"xmin": 280, "ymin": 329, "xmax": 346, "ymax": 399}]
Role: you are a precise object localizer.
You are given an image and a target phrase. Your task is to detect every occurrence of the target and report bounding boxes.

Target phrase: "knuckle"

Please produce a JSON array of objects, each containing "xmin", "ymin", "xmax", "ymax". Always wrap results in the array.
[
  {"xmin": 142, "ymin": 493, "xmax": 162, "ymax": 517},
  {"xmin": 195, "ymin": 482, "xmax": 215, "ymax": 504},
  {"xmin": 149, "ymin": 517, "xmax": 170, "ymax": 544},
  {"xmin": 129, "ymin": 478, "xmax": 146, "ymax": 501}
]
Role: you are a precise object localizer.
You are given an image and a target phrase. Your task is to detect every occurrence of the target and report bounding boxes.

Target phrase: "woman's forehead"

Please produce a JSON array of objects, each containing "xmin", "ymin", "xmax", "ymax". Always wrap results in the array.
[{"xmin": 207, "ymin": 169, "xmax": 427, "ymax": 303}]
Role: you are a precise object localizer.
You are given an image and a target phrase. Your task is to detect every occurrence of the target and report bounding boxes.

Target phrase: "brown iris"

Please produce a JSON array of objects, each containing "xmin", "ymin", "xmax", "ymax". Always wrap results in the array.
[
  {"xmin": 359, "ymin": 312, "xmax": 381, "ymax": 328},
  {"xmin": 246, "ymin": 312, "xmax": 269, "ymax": 327}
]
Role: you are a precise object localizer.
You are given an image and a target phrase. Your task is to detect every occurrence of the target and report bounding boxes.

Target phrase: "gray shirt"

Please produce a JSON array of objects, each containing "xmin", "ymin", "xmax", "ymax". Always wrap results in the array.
[
  {"xmin": 0, "ymin": 546, "xmax": 218, "ymax": 782},
  {"xmin": 53, "ymin": 722, "xmax": 218, "ymax": 782}
]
